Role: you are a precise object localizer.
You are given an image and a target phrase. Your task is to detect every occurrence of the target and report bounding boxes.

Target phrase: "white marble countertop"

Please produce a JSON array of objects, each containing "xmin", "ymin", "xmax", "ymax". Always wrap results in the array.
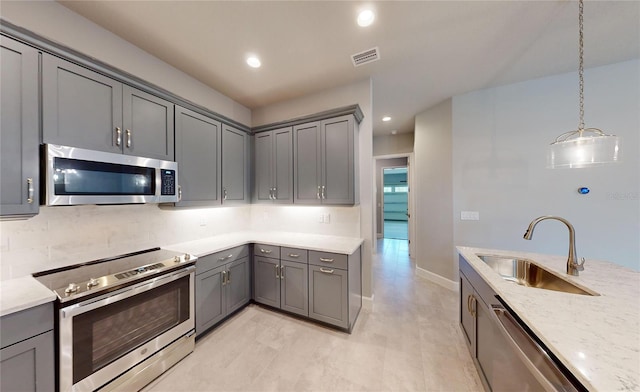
[
  {"xmin": 0, "ymin": 276, "xmax": 57, "ymax": 317},
  {"xmin": 164, "ymin": 231, "xmax": 364, "ymax": 257},
  {"xmin": 457, "ymin": 246, "xmax": 640, "ymax": 392}
]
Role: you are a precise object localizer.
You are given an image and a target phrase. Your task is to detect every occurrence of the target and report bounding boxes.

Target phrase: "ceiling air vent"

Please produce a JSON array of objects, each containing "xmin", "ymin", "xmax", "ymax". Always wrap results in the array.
[{"xmin": 351, "ymin": 47, "xmax": 380, "ymax": 67}]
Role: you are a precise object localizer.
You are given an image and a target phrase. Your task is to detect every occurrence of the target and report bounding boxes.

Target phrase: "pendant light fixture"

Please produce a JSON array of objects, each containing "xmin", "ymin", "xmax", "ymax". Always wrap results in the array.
[{"xmin": 547, "ymin": 0, "xmax": 620, "ymax": 169}]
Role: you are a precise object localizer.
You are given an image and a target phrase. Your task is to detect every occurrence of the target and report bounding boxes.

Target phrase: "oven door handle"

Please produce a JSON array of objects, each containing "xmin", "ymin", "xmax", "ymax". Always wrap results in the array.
[
  {"xmin": 490, "ymin": 304, "xmax": 579, "ymax": 392},
  {"xmin": 61, "ymin": 266, "xmax": 195, "ymax": 318}
]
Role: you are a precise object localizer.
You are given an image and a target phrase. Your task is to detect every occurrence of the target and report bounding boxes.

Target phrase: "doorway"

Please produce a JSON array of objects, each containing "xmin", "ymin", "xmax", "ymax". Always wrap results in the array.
[{"xmin": 383, "ymin": 167, "xmax": 408, "ymax": 240}]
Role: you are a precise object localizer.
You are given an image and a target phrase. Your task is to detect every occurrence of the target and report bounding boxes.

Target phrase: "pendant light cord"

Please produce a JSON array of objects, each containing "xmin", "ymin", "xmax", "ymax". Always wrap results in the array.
[{"xmin": 578, "ymin": 0, "xmax": 585, "ymax": 132}]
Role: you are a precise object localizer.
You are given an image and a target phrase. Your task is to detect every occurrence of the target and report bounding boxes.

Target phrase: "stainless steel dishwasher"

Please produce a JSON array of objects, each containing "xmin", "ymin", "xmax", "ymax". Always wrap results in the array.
[{"xmin": 487, "ymin": 297, "xmax": 586, "ymax": 392}]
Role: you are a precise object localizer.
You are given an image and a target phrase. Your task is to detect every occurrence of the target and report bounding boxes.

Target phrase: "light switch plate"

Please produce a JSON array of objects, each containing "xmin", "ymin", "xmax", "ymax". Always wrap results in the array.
[
  {"xmin": 324, "ymin": 213, "xmax": 331, "ymax": 224},
  {"xmin": 461, "ymin": 211, "xmax": 480, "ymax": 221}
]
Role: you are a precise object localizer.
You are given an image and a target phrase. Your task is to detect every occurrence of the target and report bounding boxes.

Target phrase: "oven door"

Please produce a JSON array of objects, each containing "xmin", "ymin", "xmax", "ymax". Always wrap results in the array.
[{"xmin": 59, "ymin": 267, "xmax": 194, "ymax": 392}]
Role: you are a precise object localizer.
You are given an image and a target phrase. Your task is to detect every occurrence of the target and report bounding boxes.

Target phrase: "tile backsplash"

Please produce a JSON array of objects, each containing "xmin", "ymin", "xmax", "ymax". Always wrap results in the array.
[{"xmin": 0, "ymin": 204, "xmax": 360, "ymax": 280}]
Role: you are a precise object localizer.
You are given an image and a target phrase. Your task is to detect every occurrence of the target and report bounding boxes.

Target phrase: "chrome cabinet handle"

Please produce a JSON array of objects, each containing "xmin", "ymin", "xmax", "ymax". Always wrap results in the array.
[
  {"xmin": 275, "ymin": 264, "xmax": 280, "ymax": 278},
  {"xmin": 115, "ymin": 127, "xmax": 122, "ymax": 146},
  {"xmin": 260, "ymin": 248, "xmax": 272, "ymax": 254},
  {"xmin": 317, "ymin": 185, "xmax": 321, "ymax": 199},
  {"xmin": 280, "ymin": 265, "xmax": 285, "ymax": 280},
  {"xmin": 177, "ymin": 185, "xmax": 182, "ymax": 202},
  {"xmin": 26, "ymin": 178, "xmax": 34, "ymax": 204},
  {"xmin": 126, "ymin": 129, "xmax": 132, "ymax": 148},
  {"xmin": 470, "ymin": 296, "xmax": 477, "ymax": 317},
  {"xmin": 467, "ymin": 295, "xmax": 472, "ymax": 314},
  {"xmin": 222, "ymin": 270, "xmax": 227, "ymax": 285},
  {"xmin": 272, "ymin": 187, "xmax": 277, "ymax": 200},
  {"xmin": 288, "ymin": 253, "xmax": 299, "ymax": 258},
  {"xmin": 223, "ymin": 188, "xmax": 228, "ymax": 200},
  {"xmin": 227, "ymin": 269, "xmax": 231, "ymax": 283},
  {"xmin": 320, "ymin": 268, "xmax": 334, "ymax": 274},
  {"xmin": 218, "ymin": 254, "xmax": 233, "ymax": 262},
  {"xmin": 321, "ymin": 185, "xmax": 326, "ymax": 200},
  {"xmin": 319, "ymin": 257, "xmax": 334, "ymax": 263}
]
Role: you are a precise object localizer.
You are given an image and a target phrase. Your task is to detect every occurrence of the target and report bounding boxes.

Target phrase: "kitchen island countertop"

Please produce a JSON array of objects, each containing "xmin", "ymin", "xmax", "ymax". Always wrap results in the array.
[{"xmin": 457, "ymin": 246, "xmax": 640, "ymax": 392}]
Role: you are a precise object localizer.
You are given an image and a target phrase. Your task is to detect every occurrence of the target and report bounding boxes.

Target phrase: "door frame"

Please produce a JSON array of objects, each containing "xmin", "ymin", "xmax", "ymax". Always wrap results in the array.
[{"xmin": 373, "ymin": 152, "xmax": 416, "ymax": 258}]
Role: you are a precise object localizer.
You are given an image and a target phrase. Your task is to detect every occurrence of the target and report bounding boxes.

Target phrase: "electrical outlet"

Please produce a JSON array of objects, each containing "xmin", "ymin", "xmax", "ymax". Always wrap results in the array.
[
  {"xmin": 319, "ymin": 214, "xmax": 324, "ymax": 223},
  {"xmin": 324, "ymin": 213, "xmax": 331, "ymax": 224},
  {"xmin": 461, "ymin": 211, "xmax": 480, "ymax": 221}
]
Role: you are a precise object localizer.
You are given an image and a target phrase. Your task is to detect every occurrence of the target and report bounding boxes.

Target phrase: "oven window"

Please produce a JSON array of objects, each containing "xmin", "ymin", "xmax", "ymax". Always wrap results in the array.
[
  {"xmin": 72, "ymin": 275, "xmax": 190, "ymax": 383},
  {"xmin": 53, "ymin": 157, "xmax": 155, "ymax": 196}
]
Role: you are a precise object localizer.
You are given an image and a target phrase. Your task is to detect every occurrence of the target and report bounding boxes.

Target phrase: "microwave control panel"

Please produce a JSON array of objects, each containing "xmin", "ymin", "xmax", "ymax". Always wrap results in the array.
[{"xmin": 160, "ymin": 169, "xmax": 176, "ymax": 195}]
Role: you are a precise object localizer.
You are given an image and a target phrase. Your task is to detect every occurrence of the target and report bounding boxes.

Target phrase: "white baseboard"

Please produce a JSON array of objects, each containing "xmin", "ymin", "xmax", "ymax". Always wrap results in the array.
[
  {"xmin": 362, "ymin": 294, "xmax": 375, "ymax": 310},
  {"xmin": 415, "ymin": 266, "xmax": 459, "ymax": 291}
]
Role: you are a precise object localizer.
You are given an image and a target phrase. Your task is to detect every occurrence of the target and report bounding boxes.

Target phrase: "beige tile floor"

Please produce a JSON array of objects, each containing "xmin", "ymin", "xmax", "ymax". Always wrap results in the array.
[{"xmin": 145, "ymin": 239, "xmax": 484, "ymax": 392}]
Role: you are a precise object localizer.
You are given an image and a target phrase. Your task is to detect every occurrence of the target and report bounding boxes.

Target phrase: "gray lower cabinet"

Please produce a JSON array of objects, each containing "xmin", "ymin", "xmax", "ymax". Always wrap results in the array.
[
  {"xmin": 254, "ymin": 127, "xmax": 293, "ymax": 204},
  {"xmin": 253, "ymin": 245, "xmax": 308, "ymax": 317},
  {"xmin": 195, "ymin": 246, "xmax": 251, "ymax": 337},
  {"xmin": 0, "ymin": 36, "xmax": 40, "ymax": 218},
  {"xmin": 174, "ymin": 106, "xmax": 222, "ymax": 206},
  {"xmin": 42, "ymin": 53, "xmax": 174, "ymax": 160},
  {"xmin": 293, "ymin": 115, "xmax": 358, "ymax": 205},
  {"xmin": 0, "ymin": 303, "xmax": 55, "ymax": 392},
  {"xmin": 459, "ymin": 255, "xmax": 498, "ymax": 391},
  {"xmin": 308, "ymin": 248, "xmax": 361, "ymax": 330},
  {"xmin": 222, "ymin": 124, "xmax": 249, "ymax": 204}
]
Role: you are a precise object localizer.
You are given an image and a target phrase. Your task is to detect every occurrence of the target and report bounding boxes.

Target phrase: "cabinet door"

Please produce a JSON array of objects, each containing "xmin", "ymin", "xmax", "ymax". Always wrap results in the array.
[
  {"xmin": 253, "ymin": 256, "xmax": 280, "ymax": 308},
  {"xmin": 254, "ymin": 131, "xmax": 273, "ymax": 202},
  {"xmin": 42, "ymin": 54, "xmax": 123, "ymax": 153},
  {"xmin": 195, "ymin": 265, "xmax": 225, "ymax": 336},
  {"xmin": 475, "ymin": 296, "xmax": 495, "ymax": 390},
  {"xmin": 122, "ymin": 85, "xmax": 174, "ymax": 160},
  {"xmin": 273, "ymin": 127, "xmax": 293, "ymax": 203},
  {"xmin": 293, "ymin": 122, "xmax": 321, "ymax": 205},
  {"xmin": 459, "ymin": 273, "xmax": 476, "ymax": 353},
  {"xmin": 221, "ymin": 124, "xmax": 248, "ymax": 204},
  {"xmin": 0, "ymin": 331, "xmax": 55, "ymax": 392},
  {"xmin": 321, "ymin": 115, "xmax": 354, "ymax": 204},
  {"xmin": 280, "ymin": 260, "xmax": 308, "ymax": 317},
  {"xmin": 175, "ymin": 106, "xmax": 221, "ymax": 206},
  {"xmin": 308, "ymin": 265, "xmax": 348, "ymax": 328},
  {"xmin": 226, "ymin": 257, "xmax": 250, "ymax": 315},
  {"xmin": 0, "ymin": 37, "xmax": 39, "ymax": 217}
]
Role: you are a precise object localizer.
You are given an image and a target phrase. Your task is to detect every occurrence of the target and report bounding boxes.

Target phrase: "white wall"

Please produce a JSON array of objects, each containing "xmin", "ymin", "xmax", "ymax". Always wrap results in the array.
[
  {"xmin": 373, "ymin": 133, "xmax": 414, "ymax": 157},
  {"xmin": 453, "ymin": 59, "xmax": 639, "ymax": 271},
  {"xmin": 414, "ymin": 99, "xmax": 455, "ymax": 281},
  {"xmin": 251, "ymin": 79, "xmax": 375, "ymax": 298},
  {"xmin": 0, "ymin": 1, "xmax": 251, "ymax": 126}
]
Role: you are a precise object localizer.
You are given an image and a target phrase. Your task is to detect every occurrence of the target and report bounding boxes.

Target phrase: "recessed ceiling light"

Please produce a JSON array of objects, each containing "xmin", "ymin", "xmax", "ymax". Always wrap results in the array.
[
  {"xmin": 357, "ymin": 9, "xmax": 375, "ymax": 27},
  {"xmin": 382, "ymin": 116, "xmax": 391, "ymax": 122},
  {"xmin": 391, "ymin": 130, "xmax": 397, "ymax": 135},
  {"xmin": 246, "ymin": 56, "xmax": 261, "ymax": 68}
]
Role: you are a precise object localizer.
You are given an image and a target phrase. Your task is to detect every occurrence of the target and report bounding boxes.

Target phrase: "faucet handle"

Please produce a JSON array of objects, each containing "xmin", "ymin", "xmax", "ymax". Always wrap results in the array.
[{"xmin": 576, "ymin": 257, "xmax": 586, "ymax": 271}]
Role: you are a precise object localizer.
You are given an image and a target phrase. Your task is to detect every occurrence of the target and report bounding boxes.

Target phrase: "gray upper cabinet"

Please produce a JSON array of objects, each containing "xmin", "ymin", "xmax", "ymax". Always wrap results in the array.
[
  {"xmin": 222, "ymin": 124, "xmax": 249, "ymax": 204},
  {"xmin": 42, "ymin": 54, "xmax": 174, "ymax": 160},
  {"xmin": 174, "ymin": 106, "xmax": 222, "ymax": 206},
  {"xmin": 293, "ymin": 115, "xmax": 358, "ymax": 205},
  {"xmin": 254, "ymin": 127, "xmax": 293, "ymax": 204},
  {"xmin": 122, "ymin": 85, "xmax": 174, "ymax": 160},
  {"xmin": 0, "ymin": 36, "xmax": 40, "ymax": 218}
]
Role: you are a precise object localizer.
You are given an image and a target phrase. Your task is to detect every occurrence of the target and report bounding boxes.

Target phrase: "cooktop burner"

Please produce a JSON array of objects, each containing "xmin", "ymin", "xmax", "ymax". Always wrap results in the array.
[{"xmin": 33, "ymin": 247, "xmax": 196, "ymax": 303}]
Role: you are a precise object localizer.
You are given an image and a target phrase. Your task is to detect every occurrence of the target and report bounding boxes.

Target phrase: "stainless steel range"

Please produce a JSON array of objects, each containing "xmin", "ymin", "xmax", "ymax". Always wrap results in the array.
[{"xmin": 33, "ymin": 248, "xmax": 197, "ymax": 392}]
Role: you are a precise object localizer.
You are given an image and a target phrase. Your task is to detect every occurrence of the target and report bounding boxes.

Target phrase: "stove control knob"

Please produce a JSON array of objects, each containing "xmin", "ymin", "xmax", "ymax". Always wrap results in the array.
[
  {"xmin": 65, "ymin": 283, "xmax": 79, "ymax": 294},
  {"xmin": 184, "ymin": 253, "xmax": 191, "ymax": 261},
  {"xmin": 87, "ymin": 278, "xmax": 99, "ymax": 289},
  {"xmin": 174, "ymin": 256, "xmax": 181, "ymax": 263}
]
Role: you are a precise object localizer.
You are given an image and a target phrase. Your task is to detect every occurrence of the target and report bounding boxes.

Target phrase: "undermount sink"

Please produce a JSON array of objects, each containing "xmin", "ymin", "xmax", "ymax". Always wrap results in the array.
[{"xmin": 477, "ymin": 255, "xmax": 599, "ymax": 296}]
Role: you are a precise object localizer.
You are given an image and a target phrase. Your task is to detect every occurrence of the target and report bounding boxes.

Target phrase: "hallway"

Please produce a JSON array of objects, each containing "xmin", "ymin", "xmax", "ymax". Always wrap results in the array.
[{"xmin": 146, "ymin": 239, "xmax": 482, "ymax": 391}]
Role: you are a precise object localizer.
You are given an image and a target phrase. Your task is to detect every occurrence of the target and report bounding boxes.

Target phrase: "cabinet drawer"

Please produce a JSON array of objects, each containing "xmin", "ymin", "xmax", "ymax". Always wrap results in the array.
[
  {"xmin": 308, "ymin": 251, "xmax": 348, "ymax": 270},
  {"xmin": 197, "ymin": 245, "xmax": 249, "ymax": 274},
  {"xmin": 254, "ymin": 243, "xmax": 280, "ymax": 259},
  {"xmin": 281, "ymin": 247, "xmax": 308, "ymax": 263},
  {"xmin": 1, "ymin": 303, "xmax": 54, "ymax": 349}
]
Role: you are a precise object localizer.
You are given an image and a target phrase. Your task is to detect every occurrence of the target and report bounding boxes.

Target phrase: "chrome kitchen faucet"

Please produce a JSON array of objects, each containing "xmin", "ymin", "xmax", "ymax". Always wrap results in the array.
[{"xmin": 523, "ymin": 216, "xmax": 585, "ymax": 276}]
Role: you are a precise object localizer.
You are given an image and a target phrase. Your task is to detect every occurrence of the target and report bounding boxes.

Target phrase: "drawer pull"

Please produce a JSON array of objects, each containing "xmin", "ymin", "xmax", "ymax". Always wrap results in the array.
[
  {"xmin": 222, "ymin": 270, "xmax": 227, "ymax": 285},
  {"xmin": 320, "ymin": 268, "xmax": 334, "ymax": 274},
  {"xmin": 319, "ymin": 257, "xmax": 334, "ymax": 263},
  {"xmin": 26, "ymin": 178, "xmax": 34, "ymax": 204},
  {"xmin": 261, "ymin": 249, "xmax": 272, "ymax": 254},
  {"xmin": 288, "ymin": 253, "xmax": 299, "ymax": 258},
  {"xmin": 280, "ymin": 266, "xmax": 285, "ymax": 279}
]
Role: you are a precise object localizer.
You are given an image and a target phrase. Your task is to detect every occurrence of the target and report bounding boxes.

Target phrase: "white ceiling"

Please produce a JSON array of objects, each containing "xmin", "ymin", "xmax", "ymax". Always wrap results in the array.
[{"xmin": 58, "ymin": 1, "xmax": 639, "ymax": 136}]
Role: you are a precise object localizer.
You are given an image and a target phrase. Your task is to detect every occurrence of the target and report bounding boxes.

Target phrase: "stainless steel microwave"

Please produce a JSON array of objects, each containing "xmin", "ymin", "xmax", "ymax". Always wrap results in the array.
[{"xmin": 43, "ymin": 144, "xmax": 178, "ymax": 206}]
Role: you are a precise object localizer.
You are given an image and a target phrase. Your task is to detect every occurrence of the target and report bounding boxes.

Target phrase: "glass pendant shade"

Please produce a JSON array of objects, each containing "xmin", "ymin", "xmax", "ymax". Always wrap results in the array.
[{"xmin": 547, "ymin": 128, "xmax": 620, "ymax": 168}]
